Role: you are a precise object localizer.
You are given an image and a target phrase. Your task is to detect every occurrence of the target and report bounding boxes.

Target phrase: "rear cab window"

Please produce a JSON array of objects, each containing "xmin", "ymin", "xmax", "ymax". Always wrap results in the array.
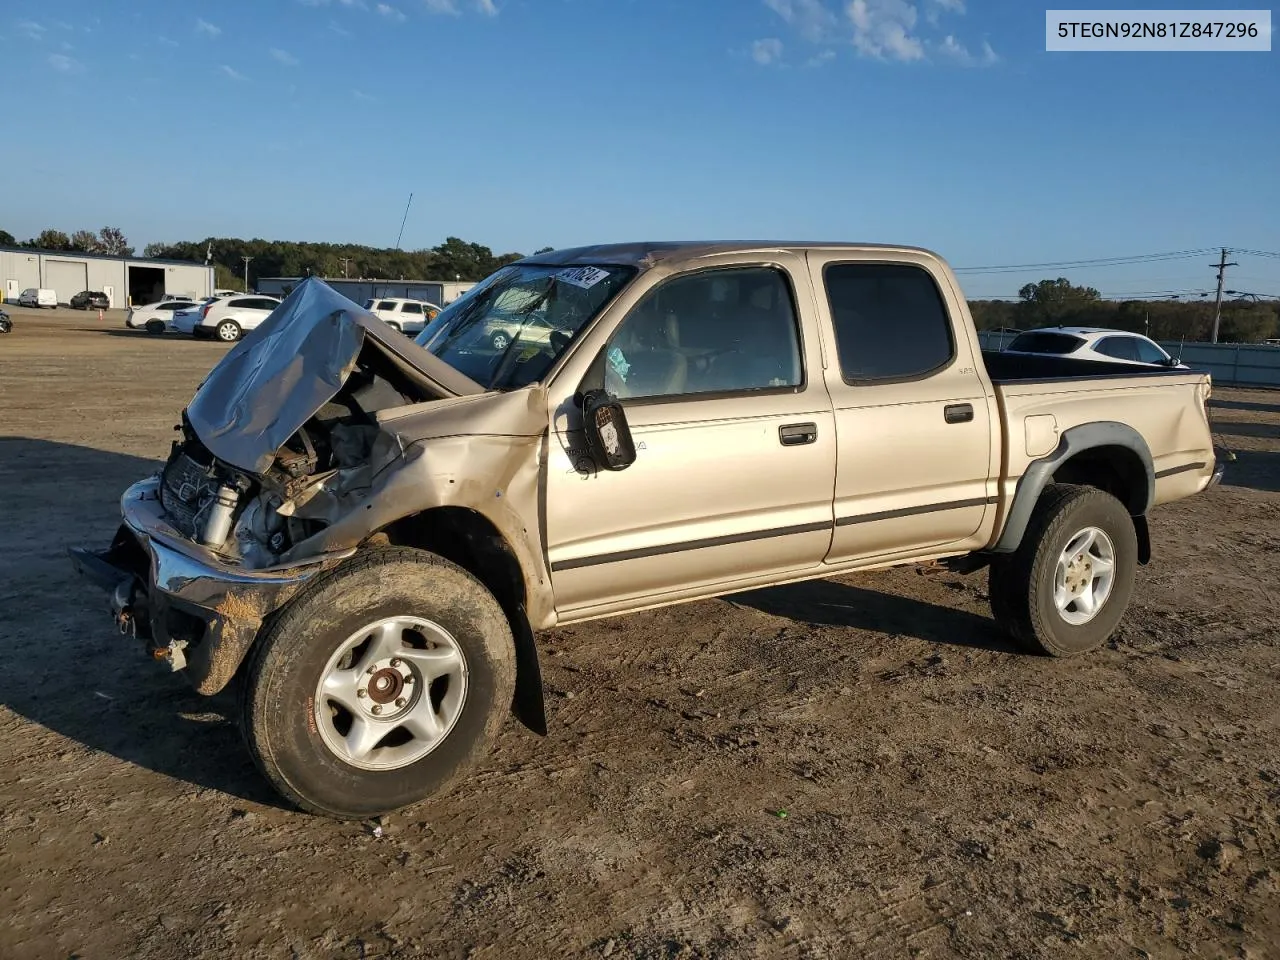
[{"xmin": 822, "ymin": 262, "xmax": 955, "ymax": 382}]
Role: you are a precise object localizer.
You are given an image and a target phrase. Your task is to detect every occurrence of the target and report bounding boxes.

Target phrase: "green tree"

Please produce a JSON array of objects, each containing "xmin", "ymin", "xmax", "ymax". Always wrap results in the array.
[
  {"xmin": 0, "ymin": 228, "xmax": 15, "ymax": 246},
  {"xmin": 31, "ymin": 229, "xmax": 72, "ymax": 251},
  {"xmin": 1015, "ymin": 277, "xmax": 1102, "ymax": 327},
  {"xmin": 98, "ymin": 226, "xmax": 133, "ymax": 257},
  {"xmin": 70, "ymin": 229, "xmax": 100, "ymax": 253}
]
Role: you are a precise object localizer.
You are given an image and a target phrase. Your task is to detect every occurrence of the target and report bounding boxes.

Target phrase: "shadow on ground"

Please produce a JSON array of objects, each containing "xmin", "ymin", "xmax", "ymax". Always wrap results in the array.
[
  {"xmin": 0, "ymin": 437, "xmax": 285, "ymax": 809},
  {"xmin": 1211, "ymin": 398, "xmax": 1280, "ymax": 415},
  {"xmin": 1219, "ymin": 448, "xmax": 1280, "ymax": 494},
  {"xmin": 729, "ymin": 577, "xmax": 1019, "ymax": 654}
]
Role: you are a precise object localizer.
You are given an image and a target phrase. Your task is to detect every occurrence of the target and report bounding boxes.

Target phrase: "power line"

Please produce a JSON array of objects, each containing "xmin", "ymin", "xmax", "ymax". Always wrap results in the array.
[{"xmin": 952, "ymin": 248, "xmax": 1218, "ymax": 274}]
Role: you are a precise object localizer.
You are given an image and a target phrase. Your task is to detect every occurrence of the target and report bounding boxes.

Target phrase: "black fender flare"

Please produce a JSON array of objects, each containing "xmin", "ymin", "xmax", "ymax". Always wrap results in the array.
[{"xmin": 992, "ymin": 421, "xmax": 1154, "ymax": 557}]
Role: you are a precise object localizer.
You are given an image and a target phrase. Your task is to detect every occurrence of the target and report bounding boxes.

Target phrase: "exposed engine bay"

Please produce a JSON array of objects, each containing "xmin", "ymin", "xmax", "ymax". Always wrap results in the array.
[{"xmin": 160, "ymin": 348, "xmax": 431, "ymax": 568}]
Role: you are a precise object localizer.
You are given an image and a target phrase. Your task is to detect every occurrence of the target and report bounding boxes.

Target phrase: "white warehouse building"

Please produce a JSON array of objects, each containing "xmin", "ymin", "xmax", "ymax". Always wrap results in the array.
[{"xmin": 1, "ymin": 246, "xmax": 215, "ymax": 308}]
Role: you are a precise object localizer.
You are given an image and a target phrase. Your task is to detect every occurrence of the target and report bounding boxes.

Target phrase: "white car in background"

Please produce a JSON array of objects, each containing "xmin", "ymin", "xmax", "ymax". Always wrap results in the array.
[
  {"xmin": 362, "ymin": 297, "xmax": 441, "ymax": 335},
  {"xmin": 170, "ymin": 295, "xmax": 281, "ymax": 342},
  {"xmin": 1002, "ymin": 326, "xmax": 1186, "ymax": 368},
  {"xmin": 127, "ymin": 298, "xmax": 200, "ymax": 333}
]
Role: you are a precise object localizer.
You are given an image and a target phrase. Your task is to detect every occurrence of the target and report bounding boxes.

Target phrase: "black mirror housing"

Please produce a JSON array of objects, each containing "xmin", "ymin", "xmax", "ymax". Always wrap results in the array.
[{"xmin": 581, "ymin": 389, "xmax": 637, "ymax": 471}]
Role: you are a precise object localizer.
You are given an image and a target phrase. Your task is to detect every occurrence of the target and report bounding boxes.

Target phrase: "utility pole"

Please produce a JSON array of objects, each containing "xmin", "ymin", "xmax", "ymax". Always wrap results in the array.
[
  {"xmin": 339, "ymin": 257, "xmax": 352, "ymax": 279},
  {"xmin": 1209, "ymin": 247, "xmax": 1238, "ymax": 343},
  {"xmin": 242, "ymin": 256, "xmax": 254, "ymax": 293}
]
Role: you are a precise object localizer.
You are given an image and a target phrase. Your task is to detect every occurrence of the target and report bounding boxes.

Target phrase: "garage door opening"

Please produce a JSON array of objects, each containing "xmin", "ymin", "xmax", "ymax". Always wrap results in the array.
[{"xmin": 128, "ymin": 266, "xmax": 166, "ymax": 307}]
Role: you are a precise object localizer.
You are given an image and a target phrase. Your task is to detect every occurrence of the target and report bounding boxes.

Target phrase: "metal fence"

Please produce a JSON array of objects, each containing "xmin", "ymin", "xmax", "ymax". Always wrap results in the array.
[{"xmin": 976, "ymin": 331, "xmax": 1280, "ymax": 389}]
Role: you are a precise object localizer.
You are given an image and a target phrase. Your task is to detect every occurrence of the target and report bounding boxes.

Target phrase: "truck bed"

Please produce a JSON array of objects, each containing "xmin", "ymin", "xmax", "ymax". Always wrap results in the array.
[{"xmin": 980, "ymin": 350, "xmax": 1189, "ymax": 383}]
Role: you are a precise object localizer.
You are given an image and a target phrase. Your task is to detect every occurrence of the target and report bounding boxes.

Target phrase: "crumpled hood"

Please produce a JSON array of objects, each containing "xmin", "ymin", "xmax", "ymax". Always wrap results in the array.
[{"xmin": 185, "ymin": 277, "xmax": 484, "ymax": 475}]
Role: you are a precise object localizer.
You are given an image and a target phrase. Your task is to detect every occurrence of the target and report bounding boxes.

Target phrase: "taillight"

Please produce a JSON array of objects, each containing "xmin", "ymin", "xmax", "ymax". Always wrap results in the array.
[{"xmin": 201, "ymin": 303, "xmax": 213, "ymax": 319}]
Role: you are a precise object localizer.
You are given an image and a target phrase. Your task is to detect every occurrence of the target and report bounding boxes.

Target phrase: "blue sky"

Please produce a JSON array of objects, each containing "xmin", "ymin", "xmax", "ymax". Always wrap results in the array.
[{"xmin": 4, "ymin": 0, "xmax": 1278, "ymax": 298}]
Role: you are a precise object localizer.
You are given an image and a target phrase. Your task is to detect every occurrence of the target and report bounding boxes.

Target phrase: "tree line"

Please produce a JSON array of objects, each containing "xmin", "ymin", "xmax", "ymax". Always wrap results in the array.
[
  {"xmin": 139, "ymin": 235, "xmax": 550, "ymax": 289},
  {"xmin": 4, "ymin": 228, "xmax": 1275, "ymax": 342},
  {"xmin": 969, "ymin": 278, "xmax": 1278, "ymax": 343},
  {"xmin": 0, "ymin": 226, "xmax": 133, "ymax": 257}
]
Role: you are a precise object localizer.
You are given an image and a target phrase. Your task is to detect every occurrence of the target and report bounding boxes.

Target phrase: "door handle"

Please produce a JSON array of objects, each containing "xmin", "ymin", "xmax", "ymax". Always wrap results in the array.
[
  {"xmin": 944, "ymin": 403, "xmax": 974, "ymax": 424},
  {"xmin": 779, "ymin": 422, "xmax": 818, "ymax": 446}
]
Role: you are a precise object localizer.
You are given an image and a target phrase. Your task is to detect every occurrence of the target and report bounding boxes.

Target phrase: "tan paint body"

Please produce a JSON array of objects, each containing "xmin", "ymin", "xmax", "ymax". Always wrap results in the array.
[{"xmin": 294, "ymin": 244, "xmax": 1218, "ymax": 632}]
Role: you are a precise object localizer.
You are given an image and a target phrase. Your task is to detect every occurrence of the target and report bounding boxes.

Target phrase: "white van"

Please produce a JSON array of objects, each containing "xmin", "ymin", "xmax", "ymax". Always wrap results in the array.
[{"xmin": 19, "ymin": 288, "xmax": 57, "ymax": 308}]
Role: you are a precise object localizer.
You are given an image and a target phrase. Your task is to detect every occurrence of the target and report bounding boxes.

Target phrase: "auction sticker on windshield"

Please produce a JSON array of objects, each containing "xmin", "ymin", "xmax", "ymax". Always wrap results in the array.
[{"xmin": 557, "ymin": 266, "xmax": 612, "ymax": 289}]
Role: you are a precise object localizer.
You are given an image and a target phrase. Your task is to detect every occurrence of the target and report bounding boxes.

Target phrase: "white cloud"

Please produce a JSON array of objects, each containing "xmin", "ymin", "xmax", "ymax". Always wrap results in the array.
[
  {"xmin": 763, "ymin": 0, "xmax": 988, "ymax": 66},
  {"xmin": 270, "ymin": 47, "xmax": 300, "ymax": 65},
  {"xmin": 806, "ymin": 48, "xmax": 837, "ymax": 66},
  {"xmin": 377, "ymin": 3, "xmax": 407, "ymax": 21},
  {"xmin": 159, "ymin": 35, "xmax": 179, "ymax": 46},
  {"xmin": 752, "ymin": 37, "xmax": 784, "ymax": 65},
  {"xmin": 220, "ymin": 64, "xmax": 247, "ymax": 80},
  {"xmin": 329, "ymin": 19, "xmax": 352, "ymax": 34},
  {"xmin": 764, "ymin": 0, "xmax": 837, "ymax": 42},
  {"xmin": 424, "ymin": 0, "xmax": 460, "ymax": 13},
  {"xmin": 474, "ymin": 0, "xmax": 498, "ymax": 14},
  {"xmin": 48, "ymin": 53, "xmax": 82, "ymax": 72},
  {"xmin": 17, "ymin": 20, "xmax": 46, "ymax": 40},
  {"xmin": 934, "ymin": 33, "xmax": 997, "ymax": 64},
  {"xmin": 848, "ymin": 0, "xmax": 924, "ymax": 61},
  {"xmin": 196, "ymin": 18, "xmax": 221, "ymax": 38},
  {"xmin": 353, "ymin": 89, "xmax": 379, "ymax": 101}
]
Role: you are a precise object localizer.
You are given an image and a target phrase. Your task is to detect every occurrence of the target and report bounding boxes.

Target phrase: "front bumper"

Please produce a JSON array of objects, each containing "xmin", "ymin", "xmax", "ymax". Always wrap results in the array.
[{"xmin": 69, "ymin": 477, "xmax": 353, "ymax": 695}]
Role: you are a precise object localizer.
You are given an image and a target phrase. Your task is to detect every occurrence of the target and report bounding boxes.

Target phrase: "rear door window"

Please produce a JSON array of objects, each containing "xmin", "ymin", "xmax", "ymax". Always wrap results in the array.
[
  {"xmin": 401, "ymin": 302, "xmax": 423, "ymax": 314},
  {"xmin": 1095, "ymin": 336, "xmax": 1140, "ymax": 361},
  {"xmin": 823, "ymin": 263, "xmax": 954, "ymax": 382}
]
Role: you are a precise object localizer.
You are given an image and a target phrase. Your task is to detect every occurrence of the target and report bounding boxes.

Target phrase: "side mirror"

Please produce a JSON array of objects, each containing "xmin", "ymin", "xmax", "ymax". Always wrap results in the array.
[{"xmin": 581, "ymin": 389, "xmax": 636, "ymax": 471}]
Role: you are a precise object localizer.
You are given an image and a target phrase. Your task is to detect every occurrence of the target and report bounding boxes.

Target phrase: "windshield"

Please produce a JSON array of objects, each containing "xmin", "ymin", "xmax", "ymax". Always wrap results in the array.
[{"xmin": 413, "ymin": 263, "xmax": 635, "ymax": 390}]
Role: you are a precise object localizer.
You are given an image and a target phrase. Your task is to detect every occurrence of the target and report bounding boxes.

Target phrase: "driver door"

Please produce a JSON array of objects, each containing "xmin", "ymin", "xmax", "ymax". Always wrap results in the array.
[{"xmin": 543, "ymin": 258, "xmax": 837, "ymax": 620}]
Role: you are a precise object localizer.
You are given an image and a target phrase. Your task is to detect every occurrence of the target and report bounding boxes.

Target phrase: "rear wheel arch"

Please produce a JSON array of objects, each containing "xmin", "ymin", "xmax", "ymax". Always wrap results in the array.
[
  {"xmin": 379, "ymin": 507, "xmax": 546, "ymax": 735},
  {"xmin": 994, "ymin": 422, "xmax": 1154, "ymax": 556}
]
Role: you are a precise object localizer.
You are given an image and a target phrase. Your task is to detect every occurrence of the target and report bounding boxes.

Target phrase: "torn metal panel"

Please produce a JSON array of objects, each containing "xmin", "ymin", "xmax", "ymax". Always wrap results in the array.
[{"xmin": 186, "ymin": 278, "xmax": 483, "ymax": 475}]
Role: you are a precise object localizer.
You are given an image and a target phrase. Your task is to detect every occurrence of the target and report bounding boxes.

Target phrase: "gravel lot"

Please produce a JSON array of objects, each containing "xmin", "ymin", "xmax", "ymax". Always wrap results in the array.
[{"xmin": 1, "ymin": 307, "xmax": 1277, "ymax": 960}]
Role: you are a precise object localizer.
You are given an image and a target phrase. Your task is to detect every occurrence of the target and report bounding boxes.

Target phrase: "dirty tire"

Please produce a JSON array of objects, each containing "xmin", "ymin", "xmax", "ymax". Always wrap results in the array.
[
  {"xmin": 240, "ymin": 547, "xmax": 516, "ymax": 819},
  {"xmin": 988, "ymin": 483, "xmax": 1138, "ymax": 657}
]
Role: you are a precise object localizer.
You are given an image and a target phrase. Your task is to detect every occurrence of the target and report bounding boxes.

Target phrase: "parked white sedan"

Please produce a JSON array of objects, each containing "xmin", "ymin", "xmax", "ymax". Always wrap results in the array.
[
  {"xmin": 171, "ymin": 295, "xmax": 282, "ymax": 342},
  {"xmin": 126, "ymin": 298, "xmax": 200, "ymax": 333},
  {"xmin": 1002, "ymin": 326, "xmax": 1186, "ymax": 368}
]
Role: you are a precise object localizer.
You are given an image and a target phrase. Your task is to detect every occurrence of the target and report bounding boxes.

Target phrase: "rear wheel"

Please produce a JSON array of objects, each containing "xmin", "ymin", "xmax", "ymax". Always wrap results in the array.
[
  {"xmin": 491, "ymin": 330, "xmax": 511, "ymax": 351},
  {"xmin": 215, "ymin": 319, "xmax": 242, "ymax": 342},
  {"xmin": 989, "ymin": 483, "xmax": 1138, "ymax": 656},
  {"xmin": 145, "ymin": 319, "xmax": 165, "ymax": 335},
  {"xmin": 240, "ymin": 547, "xmax": 516, "ymax": 819}
]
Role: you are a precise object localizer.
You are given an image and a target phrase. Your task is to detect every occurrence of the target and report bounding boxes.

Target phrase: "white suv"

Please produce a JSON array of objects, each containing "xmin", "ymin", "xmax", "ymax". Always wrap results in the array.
[
  {"xmin": 171, "ymin": 295, "xmax": 282, "ymax": 342},
  {"xmin": 362, "ymin": 297, "xmax": 441, "ymax": 335}
]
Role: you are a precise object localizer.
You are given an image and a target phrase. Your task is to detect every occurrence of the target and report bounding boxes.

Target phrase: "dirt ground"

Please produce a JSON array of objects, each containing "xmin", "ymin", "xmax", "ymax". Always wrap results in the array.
[{"xmin": 1, "ymin": 307, "xmax": 1277, "ymax": 960}]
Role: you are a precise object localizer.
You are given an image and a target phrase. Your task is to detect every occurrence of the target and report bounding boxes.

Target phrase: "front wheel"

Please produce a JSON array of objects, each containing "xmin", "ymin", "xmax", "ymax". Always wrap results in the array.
[
  {"xmin": 145, "ymin": 319, "xmax": 165, "ymax": 335},
  {"xmin": 240, "ymin": 547, "xmax": 516, "ymax": 819},
  {"xmin": 215, "ymin": 319, "xmax": 242, "ymax": 342},
  {"xmin": 988, "ymin": 483, "xmax": 1138, "ymax": 657},
  {"xmin": 490, "ymin": 330, "xmax": 511, "ymax": 351}
]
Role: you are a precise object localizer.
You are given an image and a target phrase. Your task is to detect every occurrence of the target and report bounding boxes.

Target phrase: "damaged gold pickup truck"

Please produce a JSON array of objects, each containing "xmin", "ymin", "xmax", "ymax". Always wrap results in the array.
[{"xmin": 70, "ymin": 242, "xmax": 1224, "ymax": 818}]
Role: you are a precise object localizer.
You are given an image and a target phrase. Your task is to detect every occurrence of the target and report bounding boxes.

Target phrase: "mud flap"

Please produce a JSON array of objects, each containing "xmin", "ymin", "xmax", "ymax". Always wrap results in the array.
[{"xmin": 510, "ymin": 605, "xmax": 547, "ymax": 736}]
